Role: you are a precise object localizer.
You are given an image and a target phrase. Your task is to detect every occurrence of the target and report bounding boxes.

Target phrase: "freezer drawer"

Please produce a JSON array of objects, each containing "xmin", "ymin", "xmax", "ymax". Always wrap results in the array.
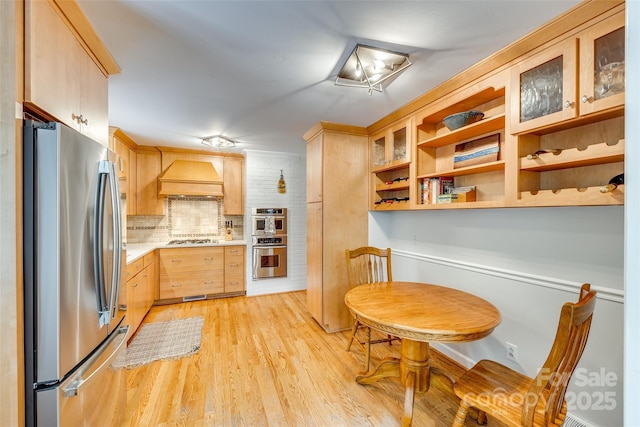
[{"xmin": 36, "ymin": 325, "xmax": 128, "ymax": 427}]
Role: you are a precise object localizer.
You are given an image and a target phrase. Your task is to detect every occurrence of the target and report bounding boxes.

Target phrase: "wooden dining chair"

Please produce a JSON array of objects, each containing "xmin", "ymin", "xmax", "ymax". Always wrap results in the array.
[
  {"xmin": 344, "ymin": 246, "xmax": 400, "ymax": 371},
  {"xmin": 451, "ymin": 283, "xmax": 597, "ymax": 427}
]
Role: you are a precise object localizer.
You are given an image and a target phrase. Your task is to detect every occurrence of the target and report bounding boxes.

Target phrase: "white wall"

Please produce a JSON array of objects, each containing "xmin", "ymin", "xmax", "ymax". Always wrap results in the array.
[
  {"xmin": 370, "ymin": 207, "xmax": 624, "ymax": 427},
  {"xmin": 244, "ymin": 150, "xmax": 307, "ymax": 296},
  {"xmin": 624, "ymin": 2, "xmax": 639, "ymax": 425}
]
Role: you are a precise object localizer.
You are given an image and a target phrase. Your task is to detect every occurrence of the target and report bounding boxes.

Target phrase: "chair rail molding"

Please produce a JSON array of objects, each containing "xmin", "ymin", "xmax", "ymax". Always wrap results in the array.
[{"xmin": 394, "ymin": 249, "xmax": 623, "ymax": 304}]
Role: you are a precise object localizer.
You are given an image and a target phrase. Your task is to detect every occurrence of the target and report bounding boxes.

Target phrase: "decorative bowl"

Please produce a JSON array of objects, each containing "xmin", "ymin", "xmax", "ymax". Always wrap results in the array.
[{"xmin": 442, "ymin": 110, "xmax": 485, "ymax": 131}]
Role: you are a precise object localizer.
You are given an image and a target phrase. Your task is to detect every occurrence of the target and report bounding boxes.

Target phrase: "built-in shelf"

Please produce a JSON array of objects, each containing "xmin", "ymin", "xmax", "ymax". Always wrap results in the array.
[
  {"xmin": 517, "ymin": 185, "xmax": 624, "ymax": 206},
  {"xmin": 418, "ymin": 160, "xmax": 505, "ymax": 179},
  {"xmin": 418, "ymin": 114, "xmax": 506, "ymax": 149},
  {"xmin": 520, "ymin": 140, "xmax": 624, "ymax": 172}
]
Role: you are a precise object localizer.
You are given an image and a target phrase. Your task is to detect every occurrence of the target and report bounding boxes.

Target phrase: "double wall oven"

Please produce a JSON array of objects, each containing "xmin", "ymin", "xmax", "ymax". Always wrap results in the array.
[{"xmin": 252, "ymin": 208, "xmax": 287, "ymax": 279}]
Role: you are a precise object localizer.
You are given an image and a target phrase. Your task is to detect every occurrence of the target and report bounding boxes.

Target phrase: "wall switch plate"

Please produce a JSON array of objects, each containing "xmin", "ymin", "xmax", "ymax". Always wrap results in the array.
[{"xmin": 506, "ymin": 342, "xmax": 518, "ymax": 362}]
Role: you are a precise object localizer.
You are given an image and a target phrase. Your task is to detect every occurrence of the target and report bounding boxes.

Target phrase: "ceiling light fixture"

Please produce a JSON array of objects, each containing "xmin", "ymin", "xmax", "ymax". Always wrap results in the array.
[
  {"xmin": 201, "ymin": 136, "xmax": 236, "ymax": 150},
  {"xmin": 335, "ymin": 44, "xmax": 412, "ymax": 95}
]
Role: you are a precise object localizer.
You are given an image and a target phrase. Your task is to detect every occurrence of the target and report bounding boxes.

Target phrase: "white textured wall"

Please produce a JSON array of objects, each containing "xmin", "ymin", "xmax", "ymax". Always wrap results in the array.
[
  {"xmin": 369, "ymin": 207, "xmax": 624, "ymax": 427},
  {"xmin": 244, "ymin": 150, "xmax": 307, "ymax": 296},
  {"xmin": 625, "ymin": 3, "xmax": 640, "ymax": 425}
]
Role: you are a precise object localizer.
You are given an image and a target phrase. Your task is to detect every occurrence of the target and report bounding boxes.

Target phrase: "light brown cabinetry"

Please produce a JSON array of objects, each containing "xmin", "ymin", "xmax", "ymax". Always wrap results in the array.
[
  {"xmin": 24, "ymin": 0, "xmax": 117, "ymax": 146},
  {"xmin": 414, "ymin": 77, "xmax": 507, "ymax": 209},
  {"xmin": 370, "ymin": 118, "xmax": 413, "ymax": 210},
  {"xmin": 136, "ymin": 148, "xmax": 165, "ymax": 216},
  {"xmin": 109, "ymin": 127, "xmax": 138, "ymax": 215},
  {"xmin": 158, "ymin": 247, "xmax": 225, "ymax": 299},
  {"xmin": 511, "ymin": 10, "xmax": 625, "ymax": 206},
  {"xmin": 126, "ymin": 252, "xmax": 156, "ymax": 338},
  {"xmin": 223, "ymin": 156, "xmax": 244, "ymax": 215},
  {"xmin": 365, "ymin": 1, "xmax": 624, "ymax": 211},
  {"xmin": 510, "ymin": 11, "xmax": 625, "ymax": 134},
  {"xmin": 304, "ymin": 122, "xmax": 369, "ymax": 332},
  {"xmin": 224, "ymin": 246, "xmax": 245, "ymax": 293}
]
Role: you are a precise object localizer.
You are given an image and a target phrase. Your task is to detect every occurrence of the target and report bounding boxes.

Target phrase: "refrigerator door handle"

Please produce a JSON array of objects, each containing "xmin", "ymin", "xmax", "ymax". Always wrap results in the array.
[
  {"xmin": 62, "ymin": 325, "xmax": 129, "ymax": 397},
  {"xmin": 107, "ymin": 161, "xmax": 123, "ymax": 320},
  {"xmin": 94, "ymin": 161, "xmax": 110, "ymax": 326}
]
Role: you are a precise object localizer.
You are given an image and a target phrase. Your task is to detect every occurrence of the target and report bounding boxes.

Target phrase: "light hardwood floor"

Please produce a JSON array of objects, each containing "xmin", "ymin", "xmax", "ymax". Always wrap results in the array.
[{"xmin": 121, "ymin": 291, "xmax": 504, "ymax": 426}]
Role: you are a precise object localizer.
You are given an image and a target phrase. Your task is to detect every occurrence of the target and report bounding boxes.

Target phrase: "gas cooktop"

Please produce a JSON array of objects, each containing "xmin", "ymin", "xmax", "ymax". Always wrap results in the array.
[{"xmin": 166, "ymin": 239, "xmax": 218, "ymax": 246}]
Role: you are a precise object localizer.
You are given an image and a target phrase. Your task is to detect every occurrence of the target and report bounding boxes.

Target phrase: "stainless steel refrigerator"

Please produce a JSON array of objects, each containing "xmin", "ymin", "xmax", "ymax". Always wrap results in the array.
[{"xmin": 23, "ymin": 121, "xmax": 129, "ymax": 427}]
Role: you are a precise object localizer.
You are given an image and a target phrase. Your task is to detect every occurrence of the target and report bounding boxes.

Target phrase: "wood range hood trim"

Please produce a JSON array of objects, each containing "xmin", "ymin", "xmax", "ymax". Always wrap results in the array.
[{"xmin": 158, "ymin": 160, "xmax": 224, "ymax": 197}]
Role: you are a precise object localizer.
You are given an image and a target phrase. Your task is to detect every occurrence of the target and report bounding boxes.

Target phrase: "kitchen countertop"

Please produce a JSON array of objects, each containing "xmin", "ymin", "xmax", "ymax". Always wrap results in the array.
[{"xmin": 125, "ymin": 240, "xmax": 247, "ymax": 264}]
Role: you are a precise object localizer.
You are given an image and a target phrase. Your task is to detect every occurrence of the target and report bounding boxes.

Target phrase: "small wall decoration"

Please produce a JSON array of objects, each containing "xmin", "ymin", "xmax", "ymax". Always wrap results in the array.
[
  {"xmin": 278, "ymin": 169, "xmax": 286, "ymax": 194},
  {"xmin": 453, "ymin": 133, "xmax": 500, "ymax": 169}
]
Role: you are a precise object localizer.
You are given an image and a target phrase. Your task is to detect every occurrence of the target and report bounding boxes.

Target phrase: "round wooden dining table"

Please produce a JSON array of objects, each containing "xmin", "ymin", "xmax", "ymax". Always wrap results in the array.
[{"xmin": 344, "ymin": 281, "xmax": 501, "ymax": 427}]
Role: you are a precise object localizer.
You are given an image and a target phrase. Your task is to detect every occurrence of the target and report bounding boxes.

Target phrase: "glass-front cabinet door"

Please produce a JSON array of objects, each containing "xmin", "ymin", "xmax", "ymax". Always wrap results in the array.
[
  {"xmin": 370, "ymin": 120, "xmax": 410, "ymax": 172},
  {"xmin": 510, "ymin": 38, "xmax": 578, "ymax": 134},
  {"xmin": 579, "ymin": 12, "xmax": 625, "ymax": 116}
]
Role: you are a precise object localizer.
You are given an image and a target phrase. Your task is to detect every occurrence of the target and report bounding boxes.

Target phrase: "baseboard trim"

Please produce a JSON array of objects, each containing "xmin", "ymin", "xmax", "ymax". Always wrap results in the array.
[{"xmin": 394, "ymin": 249, "xmax": 623, "ymax": 304}]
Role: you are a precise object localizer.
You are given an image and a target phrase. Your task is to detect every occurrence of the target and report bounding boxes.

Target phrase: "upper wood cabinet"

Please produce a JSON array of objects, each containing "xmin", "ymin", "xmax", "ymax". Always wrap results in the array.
[
  {"xmin": 136, "ymin": 148, "xmax": 165, "ymax": 216},
  {"xmin": 361, "ymin": 1, "xmax": 624, "ymax": 211},
  {"xmin": 24, "ymin": 0, "xmax": 119, "ymax": 146},
  {"xmin": 578, "ymin": 11, "xmax": 625, "ymax": 116},
  {"xmin": 510, "ymin": 11, "xmax": 625, "ymax": 134},
  {"xmin": 370, "ymin": 118, "xmax": 413, "ymax": 210},
  {"xmin": 223, "ymin": 156, "xmax": 244, "ymax": 215},
  {"xmin": 371, "ymin": 120, "xmax": 411, "ymax": 172}
]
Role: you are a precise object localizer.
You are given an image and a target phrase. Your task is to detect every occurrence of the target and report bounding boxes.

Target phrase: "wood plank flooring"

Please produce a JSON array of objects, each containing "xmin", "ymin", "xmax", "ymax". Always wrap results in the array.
[{"xmin": 121, "ymin": 291, "xmax": 505, "ymax": 426}]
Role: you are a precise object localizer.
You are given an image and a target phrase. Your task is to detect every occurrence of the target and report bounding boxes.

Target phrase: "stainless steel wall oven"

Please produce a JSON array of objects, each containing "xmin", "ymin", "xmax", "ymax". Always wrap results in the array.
[{"xmin": 252, "ymin": 208, "xmax": 287, "ymax": 279}]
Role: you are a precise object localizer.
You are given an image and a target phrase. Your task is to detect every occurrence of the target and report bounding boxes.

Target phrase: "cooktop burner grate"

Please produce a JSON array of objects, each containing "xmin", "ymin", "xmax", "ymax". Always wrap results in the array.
[{"xmin": 167, "ymin": 239, "xmax": 215, "ymax": 245}]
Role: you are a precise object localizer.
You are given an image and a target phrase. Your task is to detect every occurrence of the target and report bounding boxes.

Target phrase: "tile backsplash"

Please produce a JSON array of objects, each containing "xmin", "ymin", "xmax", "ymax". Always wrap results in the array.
[{"xmin": 126, "ymin": 196, "xmax": 243, "ymax": 243}]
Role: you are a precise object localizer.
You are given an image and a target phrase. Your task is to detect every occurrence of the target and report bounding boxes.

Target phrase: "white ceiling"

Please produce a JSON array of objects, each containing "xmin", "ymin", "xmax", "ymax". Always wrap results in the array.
[{"xmin": 78, "ymin": 0, "xmax": 581, "ymax": 155}]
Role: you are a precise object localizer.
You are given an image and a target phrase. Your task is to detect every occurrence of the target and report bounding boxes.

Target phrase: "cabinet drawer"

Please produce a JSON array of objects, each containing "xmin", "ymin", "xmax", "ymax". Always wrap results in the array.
[
  {"xmin": 143, "ymin": 251, "xmax": 155, "ymax": 268},
  {"xmin": 126, "ymin": 258, "xmax": 144, "ymax": 280},
  {"xmin": 224, "ymin": 273, "xmax": 245, "ymax": 293},
  {"xmin": 159, "ymin": 271, "xmax": 224, "ymax": 299},
  {"xmin": 159, "ymin": 247, "xmax": 224, "ymax": 274}
]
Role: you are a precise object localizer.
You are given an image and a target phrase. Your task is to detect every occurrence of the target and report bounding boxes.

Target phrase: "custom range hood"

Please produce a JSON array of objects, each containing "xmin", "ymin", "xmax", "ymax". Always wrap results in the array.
[{"xmin": 158, "ymin": 160, "xmax": 223, "ymax": 196}]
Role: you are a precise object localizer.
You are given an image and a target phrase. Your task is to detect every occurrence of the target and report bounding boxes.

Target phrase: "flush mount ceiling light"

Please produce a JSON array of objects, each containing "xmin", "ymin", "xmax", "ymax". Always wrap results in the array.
[
  {"xmin": 201, "ymin": 136, "xmax": 236, "ymax": 150},
  {"xmin": 335, "ymin": 44, "xmax": 412, "ymax": 95}
]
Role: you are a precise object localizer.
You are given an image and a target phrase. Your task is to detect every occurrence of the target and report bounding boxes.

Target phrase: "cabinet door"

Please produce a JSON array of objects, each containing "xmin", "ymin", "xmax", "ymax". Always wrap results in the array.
[
  {"xmin": 79, "ymin": 52, "xmax": 109, "ymax": 145},
  {"xmin": 223, "ymin": 157, "xmax": 244, "ymax": 215},
  {"xmin": 306, "ymin": 202, "xmax": 323, "ymax": 325},
  {"xmin": 510, "ymin": 38, "xmax": 578, "ymax": 134},
  {"xmin": 306, "ymin": 134, "xmax": 323, "ymax": 203},
  {"xmin": 25, "ymin": 0, "xmax": 81, "ymax": 130},
  {"xmin": 578, "ymin": 12, "xmax": 625, "ymax": 116},
  {"xmin": 128, "ymin": 150, "xmax": 137, "ymax": 216},
  {"xmin": 371, "ymin": 120, "xmax": 410, "ymax": 172},
  {"xmin": 136, "ymin": 150, "xmax": 164, "ymax": 215}
]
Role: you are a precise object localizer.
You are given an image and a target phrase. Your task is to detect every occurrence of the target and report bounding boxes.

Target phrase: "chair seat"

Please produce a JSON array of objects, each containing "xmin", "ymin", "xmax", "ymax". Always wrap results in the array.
[{"xmin": 454, "ymin": 360, "xmax": 566, "ymax": 427}]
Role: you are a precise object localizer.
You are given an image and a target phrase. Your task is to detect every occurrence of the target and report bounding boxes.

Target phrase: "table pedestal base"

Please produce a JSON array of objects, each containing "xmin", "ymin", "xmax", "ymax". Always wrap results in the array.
[{"xmin": 355, "ymin": 339, "xmax": 455, "ymax": 426}]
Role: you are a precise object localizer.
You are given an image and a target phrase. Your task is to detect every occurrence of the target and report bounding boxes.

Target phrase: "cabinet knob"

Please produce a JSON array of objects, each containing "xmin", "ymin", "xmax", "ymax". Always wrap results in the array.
[
  {"xmin": 171, "ymin": 259, "xmax": 182, "ymax": 263},
  {"xmin": 204, "ymin": 257, "xmax": 214, "ymax": 261},
  {"xmin": 581, "ymin": 95, "xmax": 591, "ymax": 104},
  {"xmin": 171, "ymin": 284, "xmax": 182, "ymax": 288},
  {"xmin": 564, "ymin": 101, "xmax": 573, "ymax": 109}
]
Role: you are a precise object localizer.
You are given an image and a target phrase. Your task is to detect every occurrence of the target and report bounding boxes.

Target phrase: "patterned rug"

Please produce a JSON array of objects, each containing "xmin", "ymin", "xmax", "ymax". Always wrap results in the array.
[{"xmin": 114, "ymin": 316, "xmax": 204, "ymax": 368}]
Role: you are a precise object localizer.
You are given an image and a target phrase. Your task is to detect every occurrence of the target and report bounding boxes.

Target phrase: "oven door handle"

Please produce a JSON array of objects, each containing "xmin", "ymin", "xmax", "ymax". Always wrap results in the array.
[{"xmin": 254, "ymin": 245, "xmax": 287, "ymax": 249}]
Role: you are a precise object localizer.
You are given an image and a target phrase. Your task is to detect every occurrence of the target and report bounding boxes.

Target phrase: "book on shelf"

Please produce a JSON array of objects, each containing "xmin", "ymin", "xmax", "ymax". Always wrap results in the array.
[{"xmin": 422, "ymin": 176, "xmax": 454, "ymax": 204}]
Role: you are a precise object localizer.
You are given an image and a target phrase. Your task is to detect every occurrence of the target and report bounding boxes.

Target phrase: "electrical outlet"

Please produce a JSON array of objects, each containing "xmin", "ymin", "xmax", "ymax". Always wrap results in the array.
[{"xmin": 506, "ymin": 342, "xmax": 518, "ymax": 362}]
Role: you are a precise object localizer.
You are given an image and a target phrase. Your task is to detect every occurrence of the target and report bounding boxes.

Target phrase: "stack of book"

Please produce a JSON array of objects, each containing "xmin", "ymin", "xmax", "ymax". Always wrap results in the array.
[
  {"xmin": 421, "ymin": 178, "xmax": 477, "ymax": 204},
  {"xmin": 421, "ymin": 177, "xmax": 454, "ymax": 204}
]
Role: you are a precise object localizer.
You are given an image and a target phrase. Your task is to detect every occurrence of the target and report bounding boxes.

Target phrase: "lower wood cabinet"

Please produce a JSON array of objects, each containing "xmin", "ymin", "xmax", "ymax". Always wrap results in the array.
[
  {"xmin": 126, "ymin": 251, "xmax": 155, "ymax": 339},
  {"xmin": 224, "ymin": 246, "xmax": 245, "ymax": 293},
  {"xmin": 158, "ymin": 245, "xmax": 246, "ymax": 300}
]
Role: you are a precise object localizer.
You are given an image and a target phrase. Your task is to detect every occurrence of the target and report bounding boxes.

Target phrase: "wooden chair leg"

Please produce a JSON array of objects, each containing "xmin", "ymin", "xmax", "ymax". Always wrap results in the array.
[
  {"xmin": 364, "ymin": 327, "xmax": 371, "ymax": 372},
  {"xmin": 452, "ymin": 400, "xmax": 471, "ymax": 427},
  {"xmin": 346, "ymin": 319, "xmax": 359, "ymax": 351}
]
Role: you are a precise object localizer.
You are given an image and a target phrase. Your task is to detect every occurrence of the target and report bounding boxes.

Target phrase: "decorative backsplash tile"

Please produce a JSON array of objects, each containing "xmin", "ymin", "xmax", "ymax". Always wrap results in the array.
[{"xmin": 126, "ymin": 196, "xmax": 243, "ymax": 243}]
